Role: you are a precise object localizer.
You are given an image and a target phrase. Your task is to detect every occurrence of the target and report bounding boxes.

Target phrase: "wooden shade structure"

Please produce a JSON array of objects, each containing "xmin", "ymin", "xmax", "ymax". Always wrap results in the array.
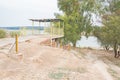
[{"xmin": 29, "ymin": 18, "xmax": 64, "ymax": 47}]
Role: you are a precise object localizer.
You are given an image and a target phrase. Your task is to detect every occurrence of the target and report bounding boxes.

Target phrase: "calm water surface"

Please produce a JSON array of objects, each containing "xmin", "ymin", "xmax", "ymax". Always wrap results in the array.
[{"xmin": 77, "ymin": 36, "xmax": 101, "ymax": 49}]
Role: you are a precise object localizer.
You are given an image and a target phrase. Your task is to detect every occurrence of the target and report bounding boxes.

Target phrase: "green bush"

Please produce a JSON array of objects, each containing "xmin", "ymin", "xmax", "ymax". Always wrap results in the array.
[
  {"xmin": 10, "ymin": 31, "xmax": 21, "ymax": 37},
  {"xmin": 0, "ymin": 29, "xmax": 6, "ymax": 38}
]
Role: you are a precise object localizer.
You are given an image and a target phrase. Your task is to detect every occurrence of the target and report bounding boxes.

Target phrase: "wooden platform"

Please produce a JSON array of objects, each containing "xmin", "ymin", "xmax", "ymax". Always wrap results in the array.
[{"xmin": 52, "ymin": 35, "xmax": 64, "ymax": 40}]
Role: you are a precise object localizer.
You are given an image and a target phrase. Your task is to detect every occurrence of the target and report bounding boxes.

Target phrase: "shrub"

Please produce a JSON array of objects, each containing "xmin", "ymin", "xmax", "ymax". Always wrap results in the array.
[
  {"xmin": 0, "ymin": 29, "xmax": 6, "ymax": 38},
  {"xmin": 10, "ymin": 31, "xmax": 21, "ymax": 37}
]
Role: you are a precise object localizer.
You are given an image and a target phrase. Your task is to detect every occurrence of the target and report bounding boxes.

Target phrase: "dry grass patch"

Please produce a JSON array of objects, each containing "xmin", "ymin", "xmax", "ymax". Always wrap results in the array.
[
  {"xmin": 107, "ymin": 68, "xmax": 120, "ymax": 80},
  {"xmin": 48, "ymin": 67, "xmax": 87, "ymax": 80},
  {"xmin": 48, "ymin": 72, "xmax": 66, "ymax": 80}
]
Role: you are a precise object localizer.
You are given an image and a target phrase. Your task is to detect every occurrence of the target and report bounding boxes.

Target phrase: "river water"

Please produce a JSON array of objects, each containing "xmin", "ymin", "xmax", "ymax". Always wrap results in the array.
[
  {"xmin": 0, "ymin": 27, "xmax": 101, "ymax": 49},
  {"xmin": 76, "ymin": 36, "xmax": 101, "ymax": 49}
]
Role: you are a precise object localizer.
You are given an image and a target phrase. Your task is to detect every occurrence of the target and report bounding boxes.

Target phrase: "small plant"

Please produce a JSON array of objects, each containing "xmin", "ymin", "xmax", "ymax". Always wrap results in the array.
[
  {"xmin": 48, "ymin": 72, "xmax": 65, "ymax": 79},
  {"xmin": 0, "ymin": 29, "xmax": 6, "ymax": 38},
  {"xmin": 107, "ymin": 68, "xmax": 119, "ymax": 79},
  {"xmin": 10, "ymin": 31, "xmax": 21, "ymax": 37},
  {"xmin": 20, "ymin": 27, "xmax": 27, "ymax": 36}
]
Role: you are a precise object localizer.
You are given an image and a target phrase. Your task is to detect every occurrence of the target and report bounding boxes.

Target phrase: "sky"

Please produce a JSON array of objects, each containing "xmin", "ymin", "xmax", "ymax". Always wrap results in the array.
[{"xmin": 0, "ymin": 0, "xmax": 60, "ymax": 26}]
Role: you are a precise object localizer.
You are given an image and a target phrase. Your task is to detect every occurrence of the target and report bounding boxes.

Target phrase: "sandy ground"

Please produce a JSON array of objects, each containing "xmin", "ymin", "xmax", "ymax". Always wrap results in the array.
[{"xmin": 0, "ymin": 35, "xmax": 120, "ymax": 80}]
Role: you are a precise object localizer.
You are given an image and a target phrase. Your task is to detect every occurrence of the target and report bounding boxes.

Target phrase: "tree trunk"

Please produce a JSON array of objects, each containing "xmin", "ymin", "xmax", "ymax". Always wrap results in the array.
[
  {"xmin": 118, "ymin": 51, "xmax": 120, "ymax": 57},
  {"xmin": 73, "ymin": 43, "xmax": 76, "ymax": 47},
  {"xmin": 104, "ymin": 45, "xmax": 109, "ymax": 51},
  {"xmin": 113, "ymin": 42, "xmax": 118, "ymax": 58}
]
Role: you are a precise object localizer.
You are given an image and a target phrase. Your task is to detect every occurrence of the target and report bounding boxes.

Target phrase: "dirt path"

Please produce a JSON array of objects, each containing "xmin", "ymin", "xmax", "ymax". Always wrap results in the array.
[
  {"xmin": 85, "ymin": 52, "xmax": 113, "ymax": 80},
  {"xmin": 0, "ymin": 36, "xmax": 120, "ymax": 80}
]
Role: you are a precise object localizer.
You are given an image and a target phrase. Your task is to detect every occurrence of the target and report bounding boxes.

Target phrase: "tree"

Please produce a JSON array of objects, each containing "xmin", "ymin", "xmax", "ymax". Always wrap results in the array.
[
  {"xmin": 94, "ymin": 15, "xmax": 120, "ymax": 58},
  {"xmin": 93, "ymin": 26, "xmax": 111, "ymax": 51},
  {"xmin": 57, "ymin": 0, "xmax": 103, "ymax": 47},
  {"xmin": 94, "ymin": 0, "xmax": 120, "ymax": 57},
  {"xmin": 57, "ymin": 0, "xmax": 81, "ymax": 47},
  {"xmin": 103, "ymin": 0, "xmax": 120, "ymax": 58}
]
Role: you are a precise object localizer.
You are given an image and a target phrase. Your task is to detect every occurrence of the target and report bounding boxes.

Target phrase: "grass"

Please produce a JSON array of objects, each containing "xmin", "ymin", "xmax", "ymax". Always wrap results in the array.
[
  {"xmin": 0, "ymin": 29, "xmax": 6, "ymax": 38},
  {"xmin": 48, "ymin": 67, "xmax": 87, "ymax": 79},
  {"xmin": 73, "ymin": 47, "xmax": 87, "ymax": 58},
  {"xmin": 107, "ymin": 68, "xmax": 120, "ymax": 80},
  {"xmin": 108, "ymin": 68, "xmax": 117, "ymax": 76},
  {"xmin": 48, "ymin": 72, "xmax": 65, "ymax": 80},
  {"xmin": 103, "ymin": 55, "xmax": 120, "ymax": 67},
  {"xmin": 76, "ymin": 67, "xmax": 87, "ymax": 73},
  {"xmin": 57, "ymin": 67, "xmax": 87, "ymax": 73},
  {"xmin": 9, "ymin": 31, "xmax": 21, "ymax": 37}
]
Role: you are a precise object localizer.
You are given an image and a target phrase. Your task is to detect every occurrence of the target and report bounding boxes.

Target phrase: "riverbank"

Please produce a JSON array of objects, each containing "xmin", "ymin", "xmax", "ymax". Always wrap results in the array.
[{"xmin": 0, "ymin": 35, "xmax": 120, "ymax": 80}]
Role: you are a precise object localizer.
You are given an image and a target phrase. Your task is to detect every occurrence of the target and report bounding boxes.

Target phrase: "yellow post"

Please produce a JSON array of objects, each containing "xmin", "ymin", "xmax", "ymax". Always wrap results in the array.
[{"xmin": 15, "ymin": 34, "xmax": 18, "ymax": 53}]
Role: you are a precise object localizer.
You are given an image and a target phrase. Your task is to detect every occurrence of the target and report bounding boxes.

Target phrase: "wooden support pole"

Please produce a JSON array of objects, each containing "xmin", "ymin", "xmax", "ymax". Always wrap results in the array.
[
  {"xmin": 63, "ymin": 22, "xmax": 64, "ymax": 36},
  {"xmin": 50, "ymin": 22, "xmax": 53, "ymax": 47},
  {"xmin": 63, "ymin": 22, "xmax": 65, "ymax": 47},
  {"xmin": 32, "ymin": 21, "xmax": 34, "ymax": 35},
  {"xmin": 39, "ymin": 21, "xmax": 41, "ymax": 34},
  {"xmin": 59, "ymin": 21, "xmax": 61, "ymax": 36},
  {"xmin": 15, "ymin": 34, "xmax": 18, "ymax": 53},
  {"xmin": 52, "ymin": 23, "xmax": 54, "ymax": 36}
]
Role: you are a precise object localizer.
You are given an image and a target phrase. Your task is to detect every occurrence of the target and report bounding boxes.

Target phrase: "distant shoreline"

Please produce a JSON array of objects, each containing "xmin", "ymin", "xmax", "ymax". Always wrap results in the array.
[{"xmin": 0, "ymin": 26, "xmax": 44, "ymax": 31}]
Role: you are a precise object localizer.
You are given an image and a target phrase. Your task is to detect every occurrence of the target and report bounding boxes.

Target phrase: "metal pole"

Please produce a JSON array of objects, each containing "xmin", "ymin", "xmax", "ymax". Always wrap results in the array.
[{"xmin": 15, "ymin": 34, "xmax": 18, "ymax": 53}]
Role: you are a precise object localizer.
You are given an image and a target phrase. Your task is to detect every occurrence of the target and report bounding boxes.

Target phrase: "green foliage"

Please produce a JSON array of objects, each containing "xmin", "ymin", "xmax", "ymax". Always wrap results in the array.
[
  {"xmin": 108, "ymin": 0, "xmax": 120, "ymax": 13},
  {"xmin": 63, "ymin": 14, "xmax": 81, "ymax": 46},
  {"xmin": 0, "ymin": 29, "xmax": 6, "ymax": 38},
  {"xmin": 93, "ymin": 0, "xmax": 120, "ymax": 58},
  {"xmin": 93, "ymin": 27, "xmax": 111, "ymax": 49},
  {"xmin": 94, "ymin": 15, "xmax": 120, "ymax": 57},
  {"xmin": 10, "ymin": 31, "xmax": 21, "ymax": 37},
  {"xmin": 57, "ymin": 0, "xmax": 103, "ymax": 46}
]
